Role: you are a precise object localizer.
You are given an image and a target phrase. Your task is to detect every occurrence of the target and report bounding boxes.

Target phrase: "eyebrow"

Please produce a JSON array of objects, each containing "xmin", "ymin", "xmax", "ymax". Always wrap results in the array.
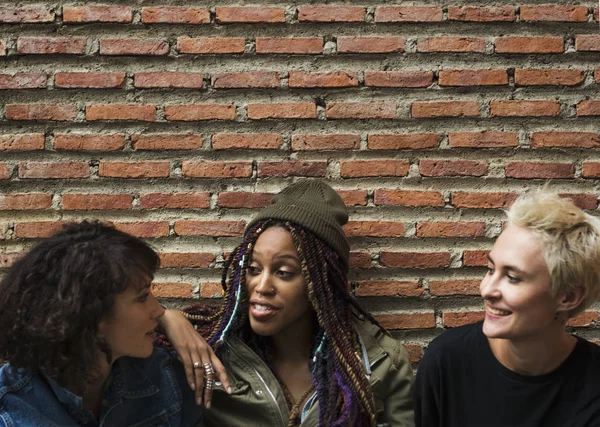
[
  {"xmin": 486, "ymin": 254, "xmax": 527, "ymax": 275},
  {"xmin": 251, "ymin": 251, "xmax": 300, "ymax": 263}
]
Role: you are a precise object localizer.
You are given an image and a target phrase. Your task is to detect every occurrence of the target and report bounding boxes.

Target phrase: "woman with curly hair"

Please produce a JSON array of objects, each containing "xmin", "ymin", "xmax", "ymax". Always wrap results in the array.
[
  {"xmin": 160, "ymin": 180, "xmax": 414, "ymax": 426},
  {"xmin": 0, "ymin": 222, "xmax": 203, "ymax": 426}
]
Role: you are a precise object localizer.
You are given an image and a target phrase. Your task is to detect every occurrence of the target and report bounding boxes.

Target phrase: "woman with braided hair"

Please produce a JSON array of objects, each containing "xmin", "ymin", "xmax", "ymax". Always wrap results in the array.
[{"xmin": 159, "ymin": 179, "xmax": 414, "ymax": 426}]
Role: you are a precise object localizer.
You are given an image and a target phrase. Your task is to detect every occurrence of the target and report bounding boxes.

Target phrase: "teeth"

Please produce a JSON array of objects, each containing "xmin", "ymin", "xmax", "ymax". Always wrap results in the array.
[
  {"xmin": 488, "ymin": 307, "xmax": 511, "ymax": 316},
  {"xmin": 254, "ymin": 304, "xmax": 273, "ymax": 312}
]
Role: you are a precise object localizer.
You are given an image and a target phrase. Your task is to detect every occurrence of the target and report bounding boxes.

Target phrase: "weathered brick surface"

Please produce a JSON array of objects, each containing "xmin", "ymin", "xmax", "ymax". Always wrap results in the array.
[{"xmin": 4, "ymin": 0, "xmax": 600, "ymax": 364}]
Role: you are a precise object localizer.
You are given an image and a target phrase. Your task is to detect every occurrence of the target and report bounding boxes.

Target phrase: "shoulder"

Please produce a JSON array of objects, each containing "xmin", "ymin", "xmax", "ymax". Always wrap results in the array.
[
  {"xmin": 0, "ymin": 364, "xmax": 34, "ymax": 400},
  {"xmin": 425, "ymin": 321, "xmax": 482, "ymax": 358},
  {"xmin": 352, "ymin": 316, "xmax": 410, "ymax": 367}
]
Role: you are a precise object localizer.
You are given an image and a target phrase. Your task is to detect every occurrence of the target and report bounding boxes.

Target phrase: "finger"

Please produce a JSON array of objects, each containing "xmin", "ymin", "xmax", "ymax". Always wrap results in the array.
[
  {"xmin": 203, "ymin": 361, "xmax": 217, "ymax": 409},
  {"xmin": 193, "ymin": 361, "xmax": 205, "ymax": 406},
  {"xmin": 179, "ymin": 350, "xmax": 196, "ymax": 391},
  {"xmin": 208, "ymin": 350, "xmax": 232, "ymax": 394}
]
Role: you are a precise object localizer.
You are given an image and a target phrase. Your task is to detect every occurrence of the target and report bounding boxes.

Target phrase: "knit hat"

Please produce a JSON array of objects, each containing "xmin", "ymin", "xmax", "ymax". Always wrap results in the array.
[{"xmin": 246, "ymin": 179, "xmax": 350, "ymax": 268}]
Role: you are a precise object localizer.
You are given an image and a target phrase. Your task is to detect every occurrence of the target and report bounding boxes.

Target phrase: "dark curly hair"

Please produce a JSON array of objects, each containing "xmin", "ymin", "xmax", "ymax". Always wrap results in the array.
[{"xmin": 0, "ymin": 221, "xmax": 160, "ymax": 387}]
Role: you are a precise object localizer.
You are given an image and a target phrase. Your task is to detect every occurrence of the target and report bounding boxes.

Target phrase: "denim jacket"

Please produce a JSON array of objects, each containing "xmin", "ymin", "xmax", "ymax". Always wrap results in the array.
[{"xmin": 0, "ymin": 348, "xmax": 202, "ymax": 427}]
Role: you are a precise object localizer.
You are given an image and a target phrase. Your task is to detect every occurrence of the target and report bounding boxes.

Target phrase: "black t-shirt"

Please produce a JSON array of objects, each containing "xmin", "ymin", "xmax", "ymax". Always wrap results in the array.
[{"xmin": 414, "ymin": 322, "xmax": 600, "ymax": 427}]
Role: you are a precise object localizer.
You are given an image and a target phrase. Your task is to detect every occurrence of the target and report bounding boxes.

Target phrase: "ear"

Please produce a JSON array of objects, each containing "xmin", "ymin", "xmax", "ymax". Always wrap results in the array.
[{"xmin": 556, "ymin": 286, "xmax": 587, "ymax": 315}]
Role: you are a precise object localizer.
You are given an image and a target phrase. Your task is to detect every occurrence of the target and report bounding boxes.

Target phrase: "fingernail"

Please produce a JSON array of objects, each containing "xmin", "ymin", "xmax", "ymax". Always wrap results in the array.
[
  {"xmin": 227, "ymin": 387, "xmax": 233, "ymax": 394},
  {"xmin": 197, "ymin": 397, "xmax": 203, "ymax": 406},
  {"xmin": 206, "ymin": 401, "xmax": 211, "ymax": 409},
  {"xmin": 190, "ymin": 382, "xmax": 195, "ymax": 390}
]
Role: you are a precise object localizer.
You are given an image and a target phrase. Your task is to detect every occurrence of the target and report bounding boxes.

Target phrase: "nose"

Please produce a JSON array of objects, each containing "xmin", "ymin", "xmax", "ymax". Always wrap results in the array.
[
  {"xmin": 150, "ymin": 293, "xmax": 166, "ymax": 318},
  {"xmin": 253, "ymin": 270, "xmax": 275, "ymax": 295},
  {"xmin": 480, "ymin": 271, "xmax": 501, "ymax": 300}
]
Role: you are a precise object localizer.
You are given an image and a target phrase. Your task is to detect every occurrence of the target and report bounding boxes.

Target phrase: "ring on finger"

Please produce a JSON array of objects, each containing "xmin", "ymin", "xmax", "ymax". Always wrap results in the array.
[
  {"xmin": 193, "ymin": 361, "xmax": 201, "ymax": 369},
  {"xmin": 204, "ymin": 363, "xmax": 215, "ymax": 376},
  {"xmin": 205, "ymin": 379, "xmax": 215, "ymax": 390}
]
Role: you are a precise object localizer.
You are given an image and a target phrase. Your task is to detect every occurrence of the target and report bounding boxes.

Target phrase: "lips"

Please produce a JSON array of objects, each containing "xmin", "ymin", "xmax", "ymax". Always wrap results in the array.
[
  {"xmin": 249, "ymin": 300, "xmax": 280, "ymax": 319},
  {"xmin": 486, "ymin": 305, "xmax": 511, "ymax": 316}
]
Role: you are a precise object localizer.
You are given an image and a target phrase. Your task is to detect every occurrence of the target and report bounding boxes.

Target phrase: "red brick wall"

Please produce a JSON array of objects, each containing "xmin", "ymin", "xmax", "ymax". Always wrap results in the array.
[{"xmin": 1, "ymin": 3, "xmax": 599, "ymax": 363}]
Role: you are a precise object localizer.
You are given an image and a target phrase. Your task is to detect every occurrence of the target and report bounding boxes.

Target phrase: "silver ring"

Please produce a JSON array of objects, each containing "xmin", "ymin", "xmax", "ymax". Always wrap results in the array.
[
  {"xmin": 205, "ymin": 379, "xmax": 215, "ymax": 390},
  {"xmin": 204, "ymin": 363, "xmax": 215, "ymax": 376},
  {"xmin": 193, "ymin": 361, "xmax": 201, "ymax": 369}
]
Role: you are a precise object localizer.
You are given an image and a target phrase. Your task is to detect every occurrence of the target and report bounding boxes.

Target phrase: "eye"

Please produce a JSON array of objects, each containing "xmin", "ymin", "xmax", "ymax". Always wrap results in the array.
[
  {"xmin": 485, "ymin": 266, "xmax": 495, "ymax": 275},
  {"xmin": 247, "ymin": 265, "xmax": 261, "ymax": 276},
  {"xmin": 276, "ymin": 269, "xmax": 294, "ymax": 279},
  {"xmin": 138, "ymin": 292, "xmax": 150, "ymax": 303},
  {"xmin": 507, "ymin": 275, "xmax": 521, "ymax": 284}
]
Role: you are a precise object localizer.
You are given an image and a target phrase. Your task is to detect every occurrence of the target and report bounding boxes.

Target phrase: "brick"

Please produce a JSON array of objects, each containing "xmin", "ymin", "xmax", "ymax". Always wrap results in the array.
[
  {"xmin": 177, "ymin": 37, "xmax": 245, "ymax": 54},
  {"xmin": 412, "ymin": 101, "xmax": 479, "ymax": 118},
  {"xmin": 464, "ymin": 250, "xmax": 489, "ymax": 267},
  {"xmin": 298, "ymin": 6, "xmax": 365, "ymax": 22},
  {"xmin": 439, "ymin": 70, "xmax": 508, "ymax": 87},
  {"xmin": 449, "ymin": 132, "xmax": 519, "ymax": 148},
  {"xmin": 337, "ymin": 37, "xmax": 405, "ymax": 54},
  {"xmin": 182, "ymin": 161, "xmax": 252, "ymax": 178},
  {"xmin": 582, "ymin": 163, "xmax": 600, "ymax": 178},
  {"xmin": 443, "ymin": 311, "xmax": 484, "ymax": 328},
  {"xmin": 338, "ymin": 190, "xmax": 367, "ymax": 207},
  {"xmin": 151, "ymin": 283, "xmax": 192, "ymax": 299},
  {"xmin": 174, "ymin": 221, "xmax": 245, "ymax": 236},
  {"xmin": 86, "ymin": 104, "xmax": 156, "ymax": 121},
  {"xmin": 520, "ymin": 6, "xmax": 588, "ymax": 22},
  {"xmin": 54, "ymin": 133, "xmax": 124, "ymax": 151},
  {"xmin": 420, "ymin": 160, "xmax": 488, "ymax": 177},
  {"xmin": 364, "ymin": 71, "xmax": 432, "ymax": 88},
  {"xmin": 140, "ymin": 193, "xmax": 210, "ymax": 209},
  {"xmin": 349, "ymin": 252, "xmax": 372, "ymax": 268},
  {"xmin": 429, "ymin": 280, "xmax": 480, "ymax": 296},
  {"xmin": 0, "ymin": 73, "xmax": 46, "ymax": 89},
  {"xmin": 490, "ymin": 100, "xmax": 559, "ymax": 117},
  {"xmin": 417, "ymin": 222, "xmax": 485, "ymax": 238},
  {"xmin": 200, "ymin": 282, "xmax": 223, "ymax": 298},
  {"xmin": 326, "ymin": 102, "xmax": 396, "ymax": 119},
  {"xmin": 375, "ymin": 6, "xmax": 442, "ymax": 22},
  {"xmin": 368, "ymin": 134, "xmax": 438, "ymax": 150},
  {"xmin": 216, "ymin": 7, "xmax": 285, "ymax": 23},
  {"xmin": 340, "ymin": 160, "xmax": 409, "ymax": 178},
  {"xmin": 0, "ymin": 134, "xmax": 44, "ymax": 151},
  {"xmin": 531, "ymin": 132, "xmax": 600, "ymax": 149},
  {"xmin": 248, "ymin": 103, "xmax": 316, "ymax": 119},
  {"xmin": 18, "ymin": 162, "xmax": 89, "ymax": 179},
  {"xmin": 596, "ymin": 69, "xmax": 600, "ymax": 83},
  {"xmin": 218, "ymin": 192, "xmax": 272, "ymax": 208},
  {"xmin": 0, "ymin": 7, "xmax": 54, "ymax": 23},
  {"xmin": 99, "ymin": 39, "xmax": 168, "ymax": 56},
  {"xmin": 292, "ymin": 134, "xmax": 359, "ymax": 151},
  {"xmin": 255, "ymin": 38, "xmax": 322, "ymax": 54},
  {"xmin": 403, "ymin": 344, "xmax": 423, "ymax": 363},
  {"xmin": 6, "ymin": 104, "xmax": 77, "ymax": 121},
  {"xmin": 567, "ymin": 311, "xmax": 598, "ymax": 327},
  {"xmin": 577, "ymin": 100, "xmax": 600, "ymax": 116},
  {"xmin": 0, "ymin": 253, "xmax": 22, "ymax": 269},
  {"xmin": 380, "ymin": 251, "xmax": 450, "ymax": 269},
  {"xmin": 505, "ymin": 162, "xmax": 575, "ymax": 179},
  {"xmin": 374, "ymin": 190, "xmax": 444, "ymax": 207},
  {"xmin": 212, "ymin": 72, "xmax": 280, "ymax": 89},
  {"xmin": 258, "ymin": 161, "xmax": 326, "ymax": 177},
  {"xmin": 141, "ymin": 7, "xmax": 209, "ymax": 24},
  {"xmin": 62, "ymin": 194, "xmax": 133, "ymax": 210},
  {"xmin": 134, "ymin": 72, "xmax": 204, "ymax": 89},
  {"xmin": 515, "ymin": 69, "xmax": 585, "ymax": 86},
  {"xmin": 55, "ymin": 72, "xmax": 125, "ymax": 89},
  {"xmin": 0, "ymin": 194, "xmax": 52, "ymax": 210},
  {"xmin": 213, "ymin": 133, "xmax": 281, "ymax": 150},
  {"xmin": 560, "ymin": 193, "xmax": 598, "ymax": 210},
  {"xmin": 289, "ymin": 71, "xmax": 358, "ymax": 88},
  {"xmin": 376, "ymin": 313, "xmax": 435, "ymax": 330},
  {"xmin": 113, "ymin": 222, "xmax": 169, "ymax": 238},
  {"xmin": 99, "ymin": 162, "xmax": 169, "ymax": 178},
  {"xmin": 165, "ymin": 104, "xmax": 235, "ymax": 121},
  {"xmin": 417, "ymin": 37, "xmax": 485, "ymax": 53},
  {"xmin": 596, "ymin": 8, "xmax": 599, "ymax": 21},
  {"xmin": 451, "ymin": 192, "xmax": 517, "ymax": 209},
  {"xmin": 0, "ymin": 40, "xmax": 5, "ymax": 56},
  {"xmin": 448, "ymin": 6, "xmax": 515, "ymax": 22},
  {"xmin": 17, "ymin": 36, "xmax": 86, "ymax": 54},
  {"xmin": 159, "ymin": 252, "xmax": 215, "ymax": 268},
  {"xmin": 0, "ymin": 164, "xmax": 9, "ymax": 179},
  {"xmin": 63, "ymin": 6, "xmax": 132, "ymax": 23},
  {"xmin": 131, "ymin": 134, "xmax": 203, "ymax": 150},
  {"xmin": 343, "ymin": 221, "xmax": 405, "ymax": 237},
  {"xmin": 495, "ymin": 37, "xmax": 563, "ymax": 54},
  {"xmin": 355, "ymin": 280, "xmax": 422, "ymax": 297},
  {"xmin": 14, "ymin": 221, "xmax": 66, "ymax": 238}
]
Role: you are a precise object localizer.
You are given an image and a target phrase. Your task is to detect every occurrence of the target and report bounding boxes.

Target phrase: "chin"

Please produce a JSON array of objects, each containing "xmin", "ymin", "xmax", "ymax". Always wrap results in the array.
[{"xmin": 482, "ymin": 320, "xmax": 511, "ymax": 339}]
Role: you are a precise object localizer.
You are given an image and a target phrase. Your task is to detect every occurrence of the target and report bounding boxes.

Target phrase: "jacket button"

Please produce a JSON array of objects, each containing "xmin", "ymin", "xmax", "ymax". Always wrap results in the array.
[{"xmin": 255, "ymin": 389, "xmax": 263, "ymax": 395}]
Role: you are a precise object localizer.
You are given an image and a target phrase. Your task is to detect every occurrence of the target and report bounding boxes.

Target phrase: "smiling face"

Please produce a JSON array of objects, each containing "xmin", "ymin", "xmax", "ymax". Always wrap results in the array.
[
  {"xmin": 481, "ymin": 224, "xmax": 562, "ymax": 342},
  {"xmin": 98, "ymin": 278, "xmax": 165, "ymax": 361},
  {"xmin": 246, "ymin": 226, "xmax": 313, "ymax": 339}
]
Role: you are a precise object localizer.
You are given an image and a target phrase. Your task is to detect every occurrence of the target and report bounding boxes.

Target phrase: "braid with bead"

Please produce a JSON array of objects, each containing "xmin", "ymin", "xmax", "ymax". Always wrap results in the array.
[{"xmin": 189, "ymin": 220, "xmax": 384, "ymax": 426}]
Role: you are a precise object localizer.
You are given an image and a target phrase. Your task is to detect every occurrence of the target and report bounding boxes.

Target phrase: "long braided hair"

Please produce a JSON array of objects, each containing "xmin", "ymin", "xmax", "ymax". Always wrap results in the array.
[{"xmin": 199, "ymin": 219, "xmax": 385, "ymax": 426}]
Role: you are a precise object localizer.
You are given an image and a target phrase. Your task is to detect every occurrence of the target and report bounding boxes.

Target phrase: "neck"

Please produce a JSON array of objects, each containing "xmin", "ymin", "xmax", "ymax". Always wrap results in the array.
[
  {"xmin": 271, "ymin": 320, "xmax": 315, "ymax": 364},
  {"xmin": 488, "ymin": 327, "xmax": 577, "ymax": 376},
  {"xmin": 69, "ymin": 353, "xmax": 113, "ymax": 418}
]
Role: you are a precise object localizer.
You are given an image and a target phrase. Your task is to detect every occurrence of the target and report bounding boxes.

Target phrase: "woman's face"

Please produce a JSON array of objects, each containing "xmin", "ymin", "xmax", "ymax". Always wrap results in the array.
[
  {"xmin": 480, "ymin": 224, "xmax": 561, "ymax": 341},
  {"xmin": 99, "ymin": 278, "xmax": 165, "ymax": 361},
  {"xmin": 246, "ymin": 227, "xmax": 313, "ymax": 338}
]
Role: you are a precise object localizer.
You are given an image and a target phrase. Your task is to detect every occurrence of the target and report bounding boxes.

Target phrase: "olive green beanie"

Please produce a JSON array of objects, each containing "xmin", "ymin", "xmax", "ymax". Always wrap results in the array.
[{"xmin": 246, "ymin": 179, "xmax": 350, "ymax": 268}]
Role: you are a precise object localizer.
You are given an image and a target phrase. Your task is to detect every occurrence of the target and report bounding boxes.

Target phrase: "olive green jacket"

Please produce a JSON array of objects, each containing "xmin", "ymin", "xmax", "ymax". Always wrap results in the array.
[{"xmin": 204, "ymin": 316, "xmax": 415, "ymax": 427}]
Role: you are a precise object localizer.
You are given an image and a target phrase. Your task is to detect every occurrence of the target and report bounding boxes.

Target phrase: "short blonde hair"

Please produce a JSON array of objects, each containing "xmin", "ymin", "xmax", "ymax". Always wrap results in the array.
[{"xmin": 507, "ymin": 190, "xmax": 600, "ymax": 316}]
